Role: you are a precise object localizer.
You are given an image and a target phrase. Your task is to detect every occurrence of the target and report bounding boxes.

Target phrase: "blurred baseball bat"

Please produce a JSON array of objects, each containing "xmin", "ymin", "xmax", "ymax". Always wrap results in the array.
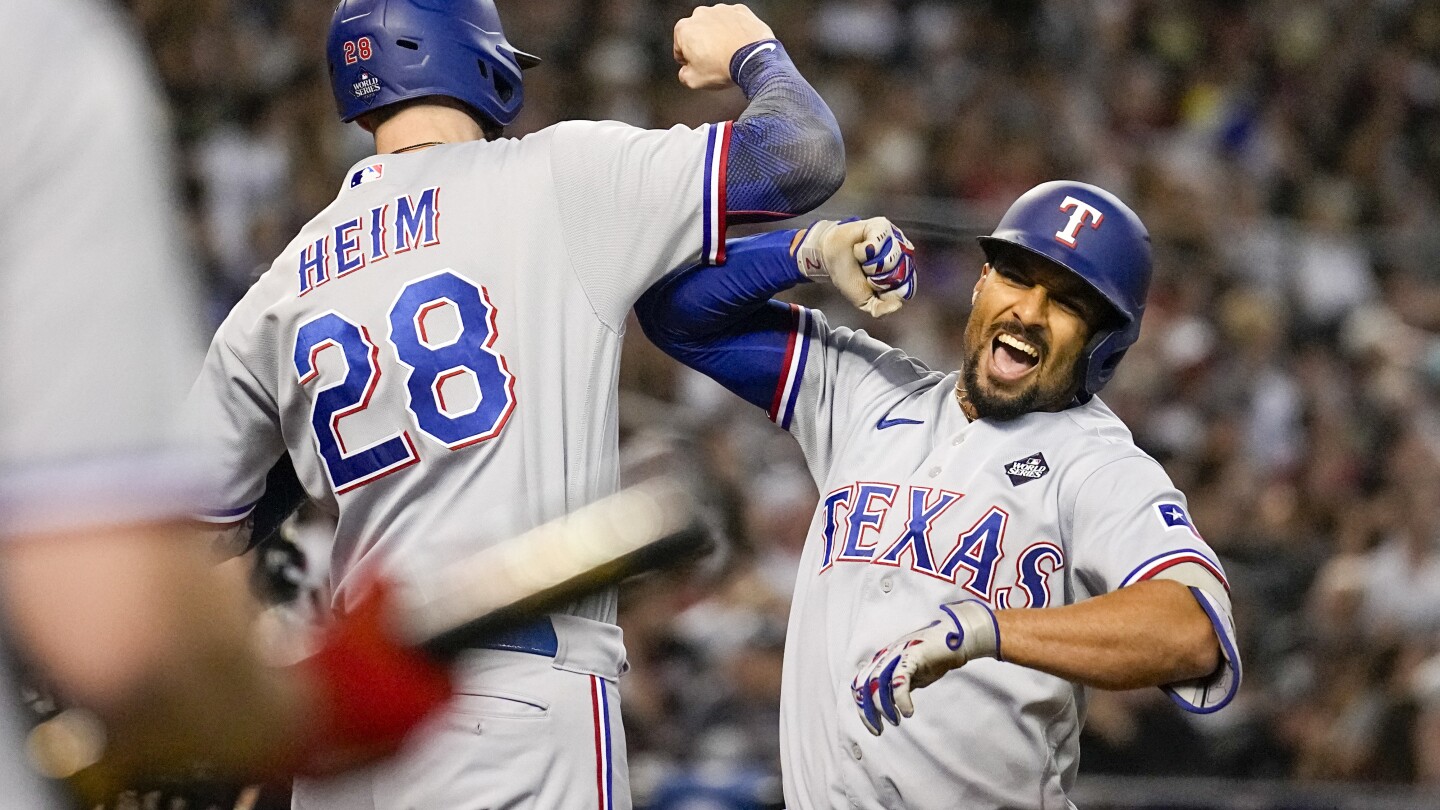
[
  {"xmin": 29, "ymin": 478, "xmax": 711, "ymax": 803},
  {"xmin": 396, "ymin": 477, "xmax": 713, "ymax": 659}
]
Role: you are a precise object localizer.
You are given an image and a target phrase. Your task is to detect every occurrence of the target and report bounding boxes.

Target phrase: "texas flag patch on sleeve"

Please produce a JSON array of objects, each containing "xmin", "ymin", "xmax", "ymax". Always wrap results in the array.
[{"xmin": 1156, "ymin": 502, "xmax": 1202, "ymax": 538}]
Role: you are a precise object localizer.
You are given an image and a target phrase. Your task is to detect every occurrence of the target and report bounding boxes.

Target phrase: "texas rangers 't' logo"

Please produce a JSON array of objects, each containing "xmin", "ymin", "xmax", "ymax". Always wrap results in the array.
[{"xmin": 1054, "ymin": 196, "xmax": 1104, "ymax": 248}]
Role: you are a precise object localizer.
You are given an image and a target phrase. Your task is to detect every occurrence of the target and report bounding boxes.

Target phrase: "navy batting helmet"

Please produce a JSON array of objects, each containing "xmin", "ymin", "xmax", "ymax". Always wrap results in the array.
[
  {"xmin": 327, "ymin": 0, "xmax": 540, "ymax": 127},
  {"xmin": 976, "ymin": 180, "xmax": 1152, "ymax": 398}
]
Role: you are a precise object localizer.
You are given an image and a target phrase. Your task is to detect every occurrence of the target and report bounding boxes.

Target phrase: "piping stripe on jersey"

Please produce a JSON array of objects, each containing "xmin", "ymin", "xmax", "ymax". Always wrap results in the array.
[
  {"xmin": 590, "ymin": 675, "xmax": 614, "ymax": 810},
  {"xmin": 700, "ymin": 122, "xmax": 733, "ymax": 266},
  {"xmin": 1163, "ymin": 586, "xmax": 1242, "ymax": 714},
  {"xmin": 768, "ymin": 304, "xmax": 811, "ymax": 429},
  {"xmin": 193, "ymin": 502, "xmax": 256, "ymax": 525},
  {"xmin": 1121, "ymin": 548, "xmax": 1229, "ymax": 592}
]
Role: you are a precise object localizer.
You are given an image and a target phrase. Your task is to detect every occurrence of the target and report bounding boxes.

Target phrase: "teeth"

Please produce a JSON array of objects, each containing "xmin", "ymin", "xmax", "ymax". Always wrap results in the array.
[{"xmin": 997, "ymin": 333, "xmax": 1038, "ymax": 358}]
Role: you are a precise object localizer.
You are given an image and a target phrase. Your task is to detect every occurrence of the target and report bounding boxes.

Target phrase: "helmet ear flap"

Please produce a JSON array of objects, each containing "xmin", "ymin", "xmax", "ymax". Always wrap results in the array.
[
  {"xmin": 1077, "ymin": 325, "xmax": 1117, "ymax": 392},
  {"xmin": 1079, "ymin": 328, "xmax": 1134, "ymax": 396}
]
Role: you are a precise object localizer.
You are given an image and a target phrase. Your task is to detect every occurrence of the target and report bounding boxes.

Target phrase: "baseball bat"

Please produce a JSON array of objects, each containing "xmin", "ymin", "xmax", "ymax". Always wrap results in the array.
[
  {"xmin": 27, "ymin": 478, "xmax": 711, "ymax": 801},
  {"xmin": 396, "ymin": 477, "xmax": 713, "ymax": 659}
]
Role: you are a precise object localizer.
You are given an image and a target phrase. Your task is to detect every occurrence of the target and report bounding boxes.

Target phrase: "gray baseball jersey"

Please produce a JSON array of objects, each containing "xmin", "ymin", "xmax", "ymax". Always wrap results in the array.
[
  {"xmin": 187, "ymin": 122, "xmax": 727, "ymax": 607},
  {"xmin": 1, "ymin": 0, "xmax": 205, "ymax": 803},
  {"xmin": 769, "ymin": 314, "xmax": 1240, "ymax": 809},
  {"xmin": 185, "ymin": 121, "xmax": 728, "ymax": 808}
]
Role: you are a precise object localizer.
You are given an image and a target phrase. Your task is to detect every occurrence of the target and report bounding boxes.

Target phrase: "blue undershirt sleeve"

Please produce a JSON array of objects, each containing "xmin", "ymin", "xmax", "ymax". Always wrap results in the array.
[{"xmin": 636, "ymin": 229, "xmax": 812, "ymax": 411}]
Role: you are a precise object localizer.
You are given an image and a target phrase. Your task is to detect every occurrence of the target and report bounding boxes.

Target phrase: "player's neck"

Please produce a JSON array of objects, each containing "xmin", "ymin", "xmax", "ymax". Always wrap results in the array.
[
  {"xmin": 954, "ymin": 381, "xmax": 979, "ymax": 421},
  {"xmin": 373, "ymin": 104, "xmax": 487, "ymax": 155}
]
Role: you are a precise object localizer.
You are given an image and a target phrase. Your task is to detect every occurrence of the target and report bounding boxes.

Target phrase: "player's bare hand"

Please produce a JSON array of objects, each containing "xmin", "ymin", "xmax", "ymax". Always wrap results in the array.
[
  {"xmin": 851, "ymin": 600, "xmax": 998, "ymax": 736},
  {"xmin": 673, "ymin": 4, "xmax": 776, "ymax": 90},
  {"xmin": 794, "ymin": 218, "xmax": 917, "ymax": 317}
]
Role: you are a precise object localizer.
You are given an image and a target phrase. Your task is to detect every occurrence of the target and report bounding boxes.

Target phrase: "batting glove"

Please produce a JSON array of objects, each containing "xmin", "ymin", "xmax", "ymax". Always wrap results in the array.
[
  {"xmin": 851, "ymin": 599, "xmax": 1000, "ymax": 736},
  {"xmin": 794, "ymin": 218, "xmax": 917, "ymax": 317}
]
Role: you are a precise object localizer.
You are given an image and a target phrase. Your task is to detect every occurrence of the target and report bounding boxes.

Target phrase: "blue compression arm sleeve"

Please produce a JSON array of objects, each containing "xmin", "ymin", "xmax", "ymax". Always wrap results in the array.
[
  {"xmin": 726, "ymin": 41, "xmax": 845, "ymax": 223},
  {"xmin": 637, "ymin": 229, "xmax": 812, "ymax": 414}
]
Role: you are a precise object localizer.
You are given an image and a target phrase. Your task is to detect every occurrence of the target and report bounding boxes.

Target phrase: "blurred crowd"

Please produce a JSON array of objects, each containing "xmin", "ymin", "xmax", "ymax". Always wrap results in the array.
[{"xmin": 122, "ymin": 0, "xmax": 1440, "ymax": 804}]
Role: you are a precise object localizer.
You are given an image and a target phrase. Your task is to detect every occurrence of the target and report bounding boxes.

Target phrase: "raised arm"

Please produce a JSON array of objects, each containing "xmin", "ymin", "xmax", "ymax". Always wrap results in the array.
[{"xmin": 674, "ymin": 5, "xmax": 846, "ymax": 227}]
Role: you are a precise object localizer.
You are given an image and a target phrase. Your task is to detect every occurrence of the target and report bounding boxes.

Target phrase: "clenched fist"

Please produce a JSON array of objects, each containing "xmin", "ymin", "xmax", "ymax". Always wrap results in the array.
[
  {"xmin": 673, "ymin": 4, "xmax": 775, "ymax": 90},
  {"xmin": 794, "ymin": 218, "xmax": 918, "ymax": 317}
]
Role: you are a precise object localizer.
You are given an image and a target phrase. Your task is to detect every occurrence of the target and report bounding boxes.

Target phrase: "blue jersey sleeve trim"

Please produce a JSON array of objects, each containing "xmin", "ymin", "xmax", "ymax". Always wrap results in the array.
[
  {"xmin": 194, "ymin": 501, "xmax": 257, "ymax": 525},
  {"xmin": 1120, "ymin": 548, "xmax": 1230, "ymax": 592},
  {"xmin": 700, "ymin": 122, "xmax": 733, "ymax": 265},
  {"xmin": 1162, "ymin": 586, "xmax": 1242, "ymax": 714}
]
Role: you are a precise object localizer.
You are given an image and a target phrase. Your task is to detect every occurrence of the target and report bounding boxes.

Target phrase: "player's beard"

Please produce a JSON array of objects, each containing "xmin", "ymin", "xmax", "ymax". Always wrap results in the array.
[
  {"xmin": 961, "ymin": 352, "xmax": 1041, "ymax": 421},
  {"xmin": 960, "ymin": 323, "xmax": 1079, "ymax": 421}
]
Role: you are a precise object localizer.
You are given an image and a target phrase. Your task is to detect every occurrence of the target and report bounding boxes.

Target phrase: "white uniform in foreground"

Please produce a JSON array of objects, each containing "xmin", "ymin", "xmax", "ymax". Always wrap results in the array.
[{"xmin": 1, "ymin": 0, "xmax": 204, "ymax": 801}]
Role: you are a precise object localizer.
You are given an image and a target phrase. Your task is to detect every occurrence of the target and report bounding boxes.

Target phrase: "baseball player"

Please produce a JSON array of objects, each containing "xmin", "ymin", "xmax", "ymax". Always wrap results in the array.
[
  {"xmin": 636, "ymin": 182, "xmax": 1241, "ymax": 809},
  {"xmin": 0, "ymin": 0, "xmax": 457, "ymax": 802},
  {"xmin": 183, "ymin": 1, "xmax": 845, "ymax": 807}
]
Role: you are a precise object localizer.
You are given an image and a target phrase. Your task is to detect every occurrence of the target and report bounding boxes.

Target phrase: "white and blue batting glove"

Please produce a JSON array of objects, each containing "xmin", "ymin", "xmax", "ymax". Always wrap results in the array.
[
  {"xmin": 794, "ymin": 217, "xmax": 917, "ymax": 318},
  {"xmin": 851, "ymin": 599, "xmax": 1000, "ymax": 736},
  {"xmin": 857, "ymin": 219, "xmax": 917, "ymax": 303}
]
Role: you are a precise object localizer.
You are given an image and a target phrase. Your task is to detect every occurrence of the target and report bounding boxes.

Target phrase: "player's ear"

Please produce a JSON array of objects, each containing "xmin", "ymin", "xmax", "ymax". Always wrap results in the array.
[{"xmin": 972, "ymin": 265, "xmax": 990, "ymax": 306}]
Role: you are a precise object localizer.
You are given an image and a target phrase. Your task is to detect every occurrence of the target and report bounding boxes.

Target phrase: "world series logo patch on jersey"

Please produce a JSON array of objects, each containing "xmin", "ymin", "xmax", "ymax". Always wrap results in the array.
[
  {"xmin": 1004, "ymin": 452, "xmax": 1049, "ymax": 486},
  {"xmin": 352, "ymin": 71, "xmax": 382, "ymax": 100}
]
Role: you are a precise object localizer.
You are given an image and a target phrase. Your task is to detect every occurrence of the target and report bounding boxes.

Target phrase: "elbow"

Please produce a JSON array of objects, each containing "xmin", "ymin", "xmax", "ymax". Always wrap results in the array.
[
  {"xmin": 790, "ymin": 128, "xmax": 847, "ymax": 214},
  {"xmin": 1174, "ymin": 605, "xmax": 1224, "ymax": 682},
  {"xmin": 635, "ymin": 295, "xmax": 693, "ymax": 358},
  {"xmin": 1184, "ymin": 627, "xmax": 1224, "ymax": 682},
  {"xmin": 635, "ymin": 310, "xmax": 674, "ymax": 353}
]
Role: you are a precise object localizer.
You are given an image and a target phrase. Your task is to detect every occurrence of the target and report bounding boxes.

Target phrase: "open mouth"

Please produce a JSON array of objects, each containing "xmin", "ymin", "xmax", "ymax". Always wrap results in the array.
[{"xmin": 988, "ymin": 332, "xmax": 1040, "ymax": 383}]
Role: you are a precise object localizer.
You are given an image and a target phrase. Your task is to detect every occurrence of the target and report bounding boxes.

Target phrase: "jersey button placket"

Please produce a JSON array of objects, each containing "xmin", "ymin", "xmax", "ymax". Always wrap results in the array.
[{"xmin": 880, "ymin": 576, "xmax": 893, "ymax": 593}]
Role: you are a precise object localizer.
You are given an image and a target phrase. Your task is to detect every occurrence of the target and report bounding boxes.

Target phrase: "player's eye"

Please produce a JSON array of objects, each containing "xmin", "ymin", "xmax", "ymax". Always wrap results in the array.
[
  {"xmin": 1053, "ymin": 295, "xmax": 1081, "ymax": 316},
  {"xmin": 994, "ymin": 265, "xmax": 1030, "ymax": 287}
]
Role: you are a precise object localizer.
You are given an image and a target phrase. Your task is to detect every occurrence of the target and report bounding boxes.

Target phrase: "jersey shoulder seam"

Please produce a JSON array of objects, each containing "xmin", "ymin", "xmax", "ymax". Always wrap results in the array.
[{"xmin": 1057, "ymin": 433, "xmax": 1164, "ymax": 530}]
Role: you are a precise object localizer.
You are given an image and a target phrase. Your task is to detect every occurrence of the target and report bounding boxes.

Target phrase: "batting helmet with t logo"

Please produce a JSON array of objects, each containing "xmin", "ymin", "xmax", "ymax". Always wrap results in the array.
[{"xmin": 976, "ymin": 180, "xmax": 1152, "ymax": 398}]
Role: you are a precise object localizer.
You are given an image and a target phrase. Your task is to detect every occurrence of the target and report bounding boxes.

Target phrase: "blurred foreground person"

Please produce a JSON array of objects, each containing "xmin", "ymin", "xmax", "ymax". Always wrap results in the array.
[{"xmin": 0, "ymin": 1, "xmax": 452, "ymax": 803}]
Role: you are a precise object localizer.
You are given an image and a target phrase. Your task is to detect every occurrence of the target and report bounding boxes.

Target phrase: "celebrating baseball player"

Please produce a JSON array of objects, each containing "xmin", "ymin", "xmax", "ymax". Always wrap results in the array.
[
  {"xmin": 636, "ymin": 182, "xmax": 1240, "ymax": 809},
  {"xmin": 183, "ymin": 1, "xmax": 844, "ymax": 807}
]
